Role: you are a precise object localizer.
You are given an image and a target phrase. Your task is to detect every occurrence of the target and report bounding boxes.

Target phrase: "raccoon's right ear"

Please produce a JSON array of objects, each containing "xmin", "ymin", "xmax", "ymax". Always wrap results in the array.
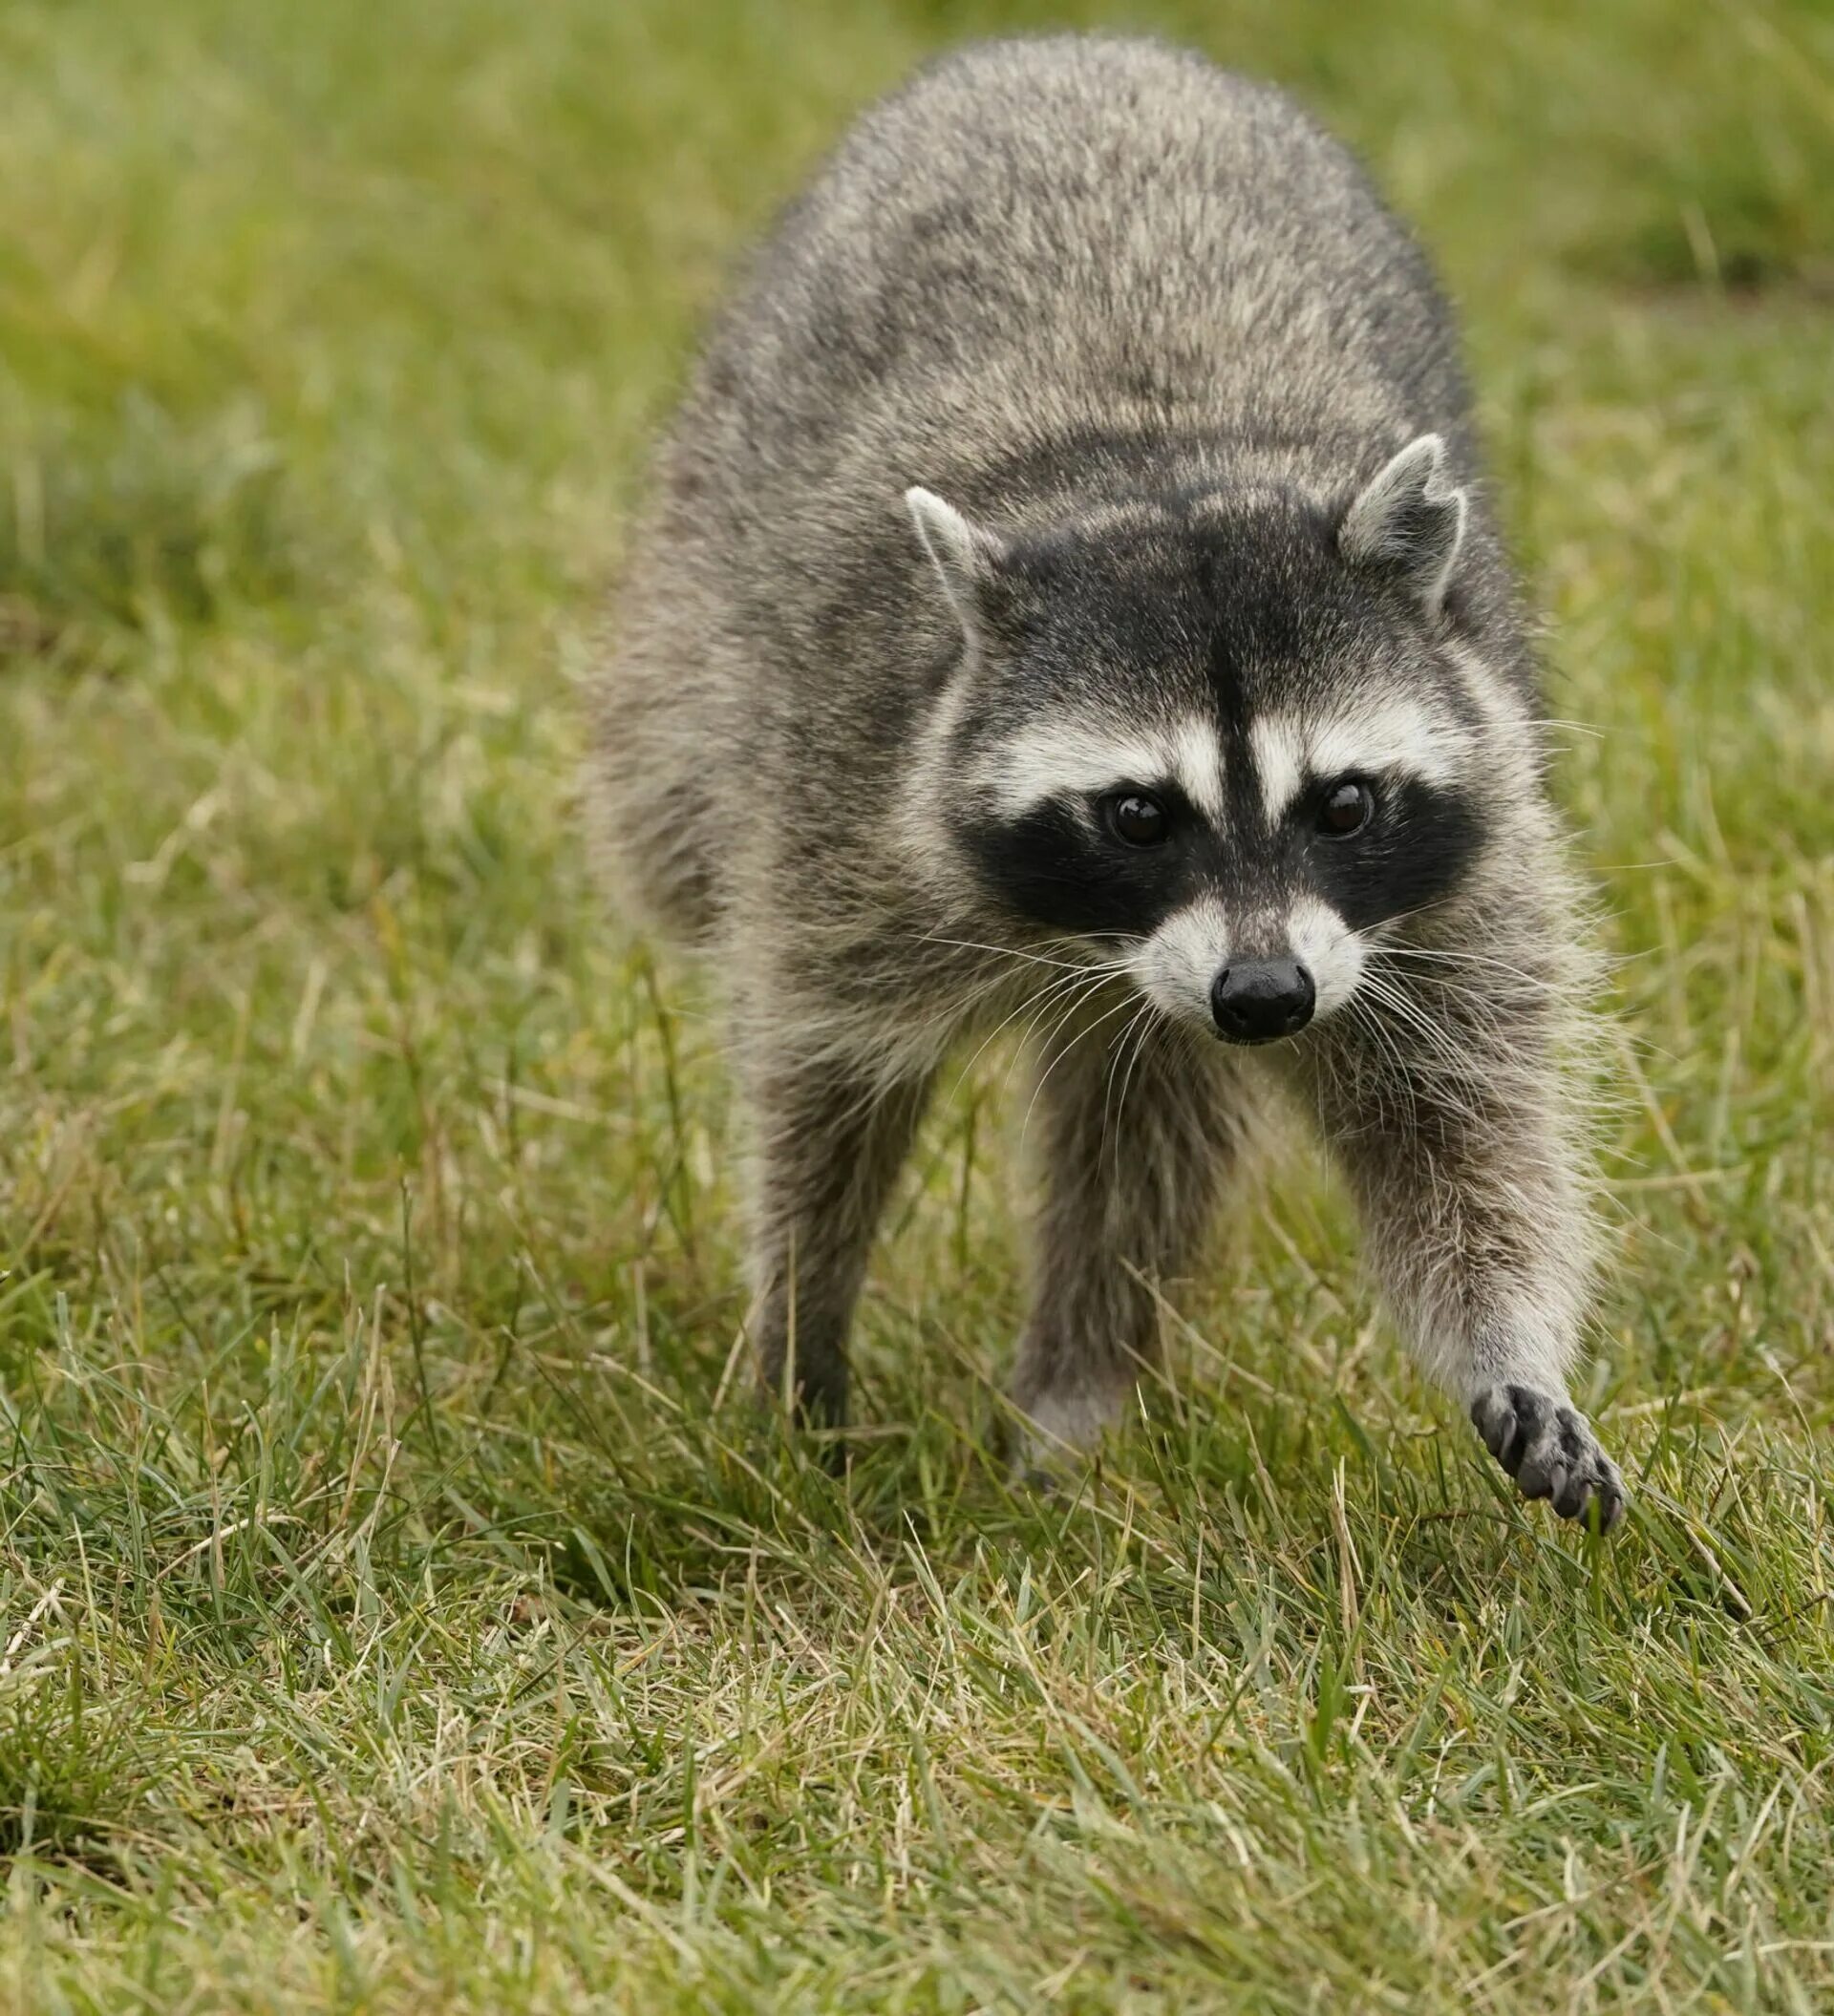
[{"xmin": 904, "ymin": 486, "xmax": 1007, "ymax": 638}]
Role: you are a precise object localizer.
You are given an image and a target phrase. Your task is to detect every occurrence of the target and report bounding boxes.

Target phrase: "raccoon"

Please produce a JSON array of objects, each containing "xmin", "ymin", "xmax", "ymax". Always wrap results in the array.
[{"xmin": 590, "ymin": 33, "xmax": 1626, "ymax": 1527}]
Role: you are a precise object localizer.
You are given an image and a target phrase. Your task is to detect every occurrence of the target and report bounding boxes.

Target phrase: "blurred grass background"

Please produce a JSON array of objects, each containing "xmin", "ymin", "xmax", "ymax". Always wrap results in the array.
[{"xmin": 1, "ymin": 1, "xmax": 1831, "ymax": 2009}]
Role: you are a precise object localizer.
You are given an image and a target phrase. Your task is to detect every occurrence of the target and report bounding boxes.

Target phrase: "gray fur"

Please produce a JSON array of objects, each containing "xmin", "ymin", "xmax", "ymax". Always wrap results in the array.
[{"xmin": 589, "ymin": 33, "xmax": 1624, "ymax": 1526}]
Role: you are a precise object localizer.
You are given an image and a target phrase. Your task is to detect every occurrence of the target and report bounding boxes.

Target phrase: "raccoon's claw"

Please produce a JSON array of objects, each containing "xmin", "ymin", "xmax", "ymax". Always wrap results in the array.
[{"xmin": 1469, "ymin": 1385, "xmax": 1626, "ymax": 1532}]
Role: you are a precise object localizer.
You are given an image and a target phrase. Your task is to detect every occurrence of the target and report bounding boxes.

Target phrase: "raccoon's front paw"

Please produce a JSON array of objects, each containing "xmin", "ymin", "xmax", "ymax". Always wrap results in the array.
[
  {"xmin": 1469, "ymin": 1385, "xmax": 1627, "ymax": 1531},
  {"xmin": 1008, "ymin": 1376, "xmax": 1130, "ymax": 1483}
]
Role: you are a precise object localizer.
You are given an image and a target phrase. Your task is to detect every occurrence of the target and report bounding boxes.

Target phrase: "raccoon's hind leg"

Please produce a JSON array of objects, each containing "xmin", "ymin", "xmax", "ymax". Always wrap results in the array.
[
  {"xmin": 1011, "ymin": 1011, "xmax": 1248, "ymax": 1466},
  {"xmin": 738, "ymin": 1041, "xmax": 934, "ymax": 1430},
  {"xmin": 1298, "ymin": 984, "xmax": 1626, "ymax": 1530}
]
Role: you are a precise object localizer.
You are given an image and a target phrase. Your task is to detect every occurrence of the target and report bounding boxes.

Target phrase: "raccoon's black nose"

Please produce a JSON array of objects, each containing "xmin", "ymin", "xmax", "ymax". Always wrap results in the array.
[{"xmin": 1210, "ymin": 960, "xmax": 1315, "ymax": 1044}]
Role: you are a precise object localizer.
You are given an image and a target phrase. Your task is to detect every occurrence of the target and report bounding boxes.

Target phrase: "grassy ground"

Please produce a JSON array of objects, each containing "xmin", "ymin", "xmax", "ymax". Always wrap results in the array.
[{"xmin": 2, "ymin": 0, "xmax": 1832, "ymax": 2007}]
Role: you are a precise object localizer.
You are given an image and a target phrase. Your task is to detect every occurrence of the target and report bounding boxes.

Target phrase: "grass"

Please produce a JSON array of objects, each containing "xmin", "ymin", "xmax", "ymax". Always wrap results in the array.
[{"xmin": 1, "ymin": 0, "xmax": 1831, "ymax": 2007}]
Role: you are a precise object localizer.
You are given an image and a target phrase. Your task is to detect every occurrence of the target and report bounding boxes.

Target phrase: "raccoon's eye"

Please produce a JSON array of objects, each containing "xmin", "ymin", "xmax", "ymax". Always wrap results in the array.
[
  {"xmin": 1104, "ymin": 792, "xmax": 1170, "ymax": 847},
  {"xmin": 1317, "ymin": 778, "xmax": 1376, "ymax": 837}
]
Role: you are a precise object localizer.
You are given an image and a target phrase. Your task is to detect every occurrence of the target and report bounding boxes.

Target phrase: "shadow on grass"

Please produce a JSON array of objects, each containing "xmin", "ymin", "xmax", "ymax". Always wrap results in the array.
[{"xmin": 0, "ymin": 1658, "xmax": 155, "ymax": 1879}]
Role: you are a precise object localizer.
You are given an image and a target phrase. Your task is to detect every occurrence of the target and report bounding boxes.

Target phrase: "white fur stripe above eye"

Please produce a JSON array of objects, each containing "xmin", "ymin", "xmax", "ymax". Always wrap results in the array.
[
  {"xmin": 986, "ymin": 713, "xmax": 1226, "ymax": 822},
  {"xmin": 1248, "ymin": 715, "xmax": 1307, "ymax": 829},
  {"xmin": 1250, "ymin": 696, "xmax": 1471, "ymax": 822},
  {"xmin": 1163, "ymin": 717, "xmax": 1227, "ymax": 824}
]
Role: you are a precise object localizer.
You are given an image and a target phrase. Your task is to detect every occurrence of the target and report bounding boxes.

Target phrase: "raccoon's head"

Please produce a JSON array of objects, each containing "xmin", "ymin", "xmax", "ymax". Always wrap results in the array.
[{"xmin": 905, "ymin": 435, "xmax": 1504, "ymax": 1046}]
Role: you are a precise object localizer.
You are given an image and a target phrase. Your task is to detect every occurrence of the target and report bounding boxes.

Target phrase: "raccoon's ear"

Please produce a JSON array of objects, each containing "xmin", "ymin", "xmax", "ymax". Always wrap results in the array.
[
  {"xmin": 904, "ymin": 486, "xmax": 1006, "ymax": 636},
  {"xmin": 1339, "ymin": 434, "xmax": 1467, "ymax": 617}
]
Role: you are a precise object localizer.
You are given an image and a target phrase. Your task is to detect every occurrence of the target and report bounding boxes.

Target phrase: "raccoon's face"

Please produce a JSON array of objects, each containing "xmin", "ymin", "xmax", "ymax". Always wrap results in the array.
[{"xmin": 906, "ymin": 436, "xmax": 1492, "ymax": 1045}]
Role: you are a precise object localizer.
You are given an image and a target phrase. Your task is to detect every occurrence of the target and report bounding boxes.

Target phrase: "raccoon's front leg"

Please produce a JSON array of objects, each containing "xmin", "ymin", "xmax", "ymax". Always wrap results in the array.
[
  {"xmin": 1012, "ymin": 1015, "xmax": 1245, "ymax": 1463},
  {"xmin": 1300, "ymin": 1016, "xmax": 1627, "ymax": 1530},
  {"xmin": 740, "ymin": 1049, "xmax": 933, "ymax": 1428}
]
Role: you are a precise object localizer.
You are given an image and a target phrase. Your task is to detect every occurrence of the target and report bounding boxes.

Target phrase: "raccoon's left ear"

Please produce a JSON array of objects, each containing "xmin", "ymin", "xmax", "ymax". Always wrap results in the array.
[
  {"xmin": 1338, "ymin": 434, "xmax": 1467, "ymax": 618},
  {"xmin": 904, "ymin": 486, "xmax": 1007, "ymax": 639}
]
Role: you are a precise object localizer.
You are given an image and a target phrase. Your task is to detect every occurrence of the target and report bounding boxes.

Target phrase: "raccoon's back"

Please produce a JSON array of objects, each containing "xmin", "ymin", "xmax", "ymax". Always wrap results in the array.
[{"xmin": 672, "ymin": 35, "xmax": 1468, "ymax": 539}]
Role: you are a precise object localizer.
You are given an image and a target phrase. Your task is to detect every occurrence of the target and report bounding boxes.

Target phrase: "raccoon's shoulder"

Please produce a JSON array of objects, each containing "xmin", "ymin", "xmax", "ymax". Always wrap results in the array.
[
  {"xmin": 680, "ymin": 36, "xmax": 1458, "ymax": 459},
  {"xmin": 735, "ymin": 35, "xmax": 1399, "ymax": 347},
  {"xmin": 868, "ymin": 32, "xmax": 1343, "ymax": 174}
]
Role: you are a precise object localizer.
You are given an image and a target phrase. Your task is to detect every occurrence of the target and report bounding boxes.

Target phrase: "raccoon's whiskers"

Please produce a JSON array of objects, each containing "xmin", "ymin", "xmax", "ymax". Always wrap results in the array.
[
  {"xmin": 948, "ymin": 968, "xmax": 1104, "ymax": 1103},
  {"xmin": 1099, "ymin": 995, "xmax": 1160, "ymax": 1157},
  {"xmin": 914, "ymin": 931, "xmax": 1134, "ymax": 977},
  {"xmin": 1351, "ymin": 969, "xmax": 1498, "ymax": 1120},
  {"xmin": 947, "ymin": 953, "xmax": 1135, "ymax": 1104},
  {"xmin": 1371, "ymin": 941, "xmax": 1565, "ymax": 998},
  {"xmin": 1016, "ymin": 986, "xmax": 1140, "ymax": 1153},
  {"xmin": 1340, "ymin": 959, "xmax": 1492, "ymax": 1120},
  {"xmin": 1011, "ymin": 967, "xmax": 1132, "ymax": 1101},
  {"xmin": 1331, "ymin": 993, "xmax": 1423, "ymax": 1130},
  {"xmin": 1364, "ymin": 960, "xmax": 1513, "ymax": 1046},
  {"xmin": 1356, "ymin": 965, "xmax": 1480, "ymax": 1074},
  {"xmin": 1104, "ymin": 996, "xmax": 1167, "ymax": 1154}
]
